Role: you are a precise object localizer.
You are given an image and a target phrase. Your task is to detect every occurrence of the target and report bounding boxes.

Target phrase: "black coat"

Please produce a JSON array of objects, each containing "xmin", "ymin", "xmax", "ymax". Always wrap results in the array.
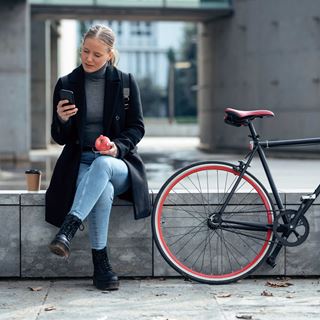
[{"xmin": 45, "ymin": 65, "xmax": 151, "ymax": 227}]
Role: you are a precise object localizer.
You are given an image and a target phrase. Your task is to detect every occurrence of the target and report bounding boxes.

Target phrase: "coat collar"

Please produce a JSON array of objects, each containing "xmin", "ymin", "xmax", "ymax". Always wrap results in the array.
[{"xmin": 68, "ymin": 64, "xmax": 121, "ymax": 83}]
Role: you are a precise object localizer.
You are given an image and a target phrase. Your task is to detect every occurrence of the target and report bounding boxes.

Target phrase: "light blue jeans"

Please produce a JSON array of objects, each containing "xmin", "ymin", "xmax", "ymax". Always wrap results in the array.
[{"xmin": 69, "ymin": 151, "xmax": 130, "ymax": 250}]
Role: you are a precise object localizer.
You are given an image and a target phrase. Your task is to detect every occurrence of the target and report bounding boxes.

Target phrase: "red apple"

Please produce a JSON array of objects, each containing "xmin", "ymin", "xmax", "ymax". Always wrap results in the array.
[{"xmin": 95, "ymin": 135, "xmax": 111, "ymax": 151}]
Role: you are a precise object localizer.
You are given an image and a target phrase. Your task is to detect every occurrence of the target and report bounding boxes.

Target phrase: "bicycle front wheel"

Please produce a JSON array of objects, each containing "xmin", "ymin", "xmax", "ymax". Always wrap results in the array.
[{"xmin": 152, "ymin": 161, "xmax": 275, "ymax": 284}]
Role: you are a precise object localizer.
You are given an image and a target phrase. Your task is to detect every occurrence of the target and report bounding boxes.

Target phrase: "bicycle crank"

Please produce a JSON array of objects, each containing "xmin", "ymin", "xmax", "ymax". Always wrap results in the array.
[{"xmin": 273, "ymin": 209, "xmax": 310, "ymax": 247}]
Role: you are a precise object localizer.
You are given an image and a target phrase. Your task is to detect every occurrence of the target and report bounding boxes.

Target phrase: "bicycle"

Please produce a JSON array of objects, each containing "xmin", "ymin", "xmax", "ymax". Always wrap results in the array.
[{"xmin": 152, "ymin": 108, "xmax": 320, "ymax": 284}]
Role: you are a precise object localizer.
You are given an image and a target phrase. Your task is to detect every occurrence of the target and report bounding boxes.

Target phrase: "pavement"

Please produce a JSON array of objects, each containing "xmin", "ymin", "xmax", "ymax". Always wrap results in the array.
[
  {"xmin": 0, "ymin": 277, "xmax": 319, "ymax": 320},
  {"xmin": 137, "ymin": 137, "xmax": 320, "ymax": 192},
  {"xmin": 25, "ymin": 136, "xmax": 320, "ymax": 192}
]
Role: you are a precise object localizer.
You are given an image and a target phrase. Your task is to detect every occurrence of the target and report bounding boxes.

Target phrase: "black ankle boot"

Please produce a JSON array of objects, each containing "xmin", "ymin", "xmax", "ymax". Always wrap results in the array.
[
  {"xmin": 49, "ymin": 214, "xmax": 82, "ymax": 258},
  {"xmin": 92, "ymin": 247, "xmax": 119, "ymax": 290}
]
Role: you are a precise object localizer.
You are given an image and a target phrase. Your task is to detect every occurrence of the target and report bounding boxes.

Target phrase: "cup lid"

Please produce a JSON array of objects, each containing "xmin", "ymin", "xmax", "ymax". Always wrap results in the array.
[{"xmin": 25, "ymin": 169, "xmax": 41, "ymax": 174}]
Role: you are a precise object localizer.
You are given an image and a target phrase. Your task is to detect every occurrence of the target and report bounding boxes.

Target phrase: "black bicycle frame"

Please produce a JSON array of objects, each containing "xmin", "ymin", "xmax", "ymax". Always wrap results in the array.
[
  {"xmin": 219, "ymin": 120, "xmax": 320, "ymax": 232},
  {"xmin": 248, "ymin": 121, "xmax": 320, "ymax": 216},
  {"xmin": 218, "ymin": 120, "xmax": 320, "ymax": 266}
]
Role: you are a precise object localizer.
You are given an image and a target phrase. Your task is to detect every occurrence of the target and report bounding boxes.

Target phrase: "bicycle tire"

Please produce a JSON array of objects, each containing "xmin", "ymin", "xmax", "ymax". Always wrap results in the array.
[{"xmin": 152, "ymin": 161, "xmax": 275, "ymax": 284}]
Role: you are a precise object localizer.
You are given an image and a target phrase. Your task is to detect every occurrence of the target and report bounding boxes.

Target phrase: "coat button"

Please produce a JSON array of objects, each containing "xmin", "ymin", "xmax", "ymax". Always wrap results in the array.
[
  {"xmin": 115, "ymin": 115, "xmax": 120, "ymax": 121},
  {"xmin": 75, "ymin": 140, "xmax": 80, "ymax": 145}
]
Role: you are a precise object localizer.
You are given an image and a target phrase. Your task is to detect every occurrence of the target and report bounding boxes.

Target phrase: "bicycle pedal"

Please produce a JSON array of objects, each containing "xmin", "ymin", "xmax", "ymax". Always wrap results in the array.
[{"xmin": 300, "ymin": 194, "xmax": 316, "ymax": 201}]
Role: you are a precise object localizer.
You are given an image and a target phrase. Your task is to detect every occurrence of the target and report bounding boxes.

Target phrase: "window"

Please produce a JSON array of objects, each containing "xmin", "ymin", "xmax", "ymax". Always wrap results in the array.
[{"xmin": 130, "ymin": 21, "xmax": 153, "ymax": 37}]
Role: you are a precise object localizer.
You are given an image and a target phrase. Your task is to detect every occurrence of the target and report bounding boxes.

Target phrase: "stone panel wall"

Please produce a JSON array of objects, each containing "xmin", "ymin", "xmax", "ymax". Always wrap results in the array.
[{"xmin": 0, "ymin": 191, "xmax": 319, "ymax": 278}]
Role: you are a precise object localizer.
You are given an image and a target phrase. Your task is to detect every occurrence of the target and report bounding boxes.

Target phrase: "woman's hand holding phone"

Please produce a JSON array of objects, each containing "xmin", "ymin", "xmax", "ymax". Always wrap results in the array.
[
  {"xmin": 57, "ymin": 89, "xmax": 78, "ymax": 123},
  {"xmin": 57, "ymin": 100, "xmax": 78, "ymax": 123}
]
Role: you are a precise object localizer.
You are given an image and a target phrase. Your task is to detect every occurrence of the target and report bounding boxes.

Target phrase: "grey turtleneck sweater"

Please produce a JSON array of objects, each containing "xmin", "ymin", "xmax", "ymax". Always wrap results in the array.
[{"xmin": 83, "ymin": 63, "xmax": 107, "ymax": 147}]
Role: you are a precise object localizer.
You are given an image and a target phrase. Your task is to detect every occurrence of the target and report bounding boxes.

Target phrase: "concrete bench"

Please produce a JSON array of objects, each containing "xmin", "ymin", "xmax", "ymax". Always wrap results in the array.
[{"xmin": 0, "ymin": 191, "xmax": 319, "ymax": 278}]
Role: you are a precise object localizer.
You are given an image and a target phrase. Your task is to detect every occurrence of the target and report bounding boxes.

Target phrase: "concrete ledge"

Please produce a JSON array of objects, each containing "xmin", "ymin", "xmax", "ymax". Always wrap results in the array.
[{"xmin": 0, "ymin": 190, "xmax": 319, "ymax": 278}]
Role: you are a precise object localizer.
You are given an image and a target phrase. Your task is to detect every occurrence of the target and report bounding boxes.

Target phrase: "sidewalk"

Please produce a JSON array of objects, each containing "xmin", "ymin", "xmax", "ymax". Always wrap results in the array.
[
  {"xmin": 137, "ymin": 137, "xmax": 320, "ymax": 191},
  {"xmin": 2, "ymin": 136, "xmax": 320, "ymax": 191},
  {"xmin": 0, "ymin": 277, "xmax": 319, "ymax": 320}
]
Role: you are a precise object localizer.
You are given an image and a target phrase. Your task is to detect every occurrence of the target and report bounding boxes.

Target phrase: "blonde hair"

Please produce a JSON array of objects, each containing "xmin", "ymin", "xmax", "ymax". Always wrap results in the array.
[{"xmin": 82, "ymin": 24, "xmax": 118, "ymax": 66}]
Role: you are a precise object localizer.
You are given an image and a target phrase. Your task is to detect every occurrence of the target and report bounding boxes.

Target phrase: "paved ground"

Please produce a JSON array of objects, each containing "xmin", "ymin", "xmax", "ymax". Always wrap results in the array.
[
  {"xmin": 0, "ymin": 277, "xmax": 319, "ymax": 320},
  {"xmin": 1, "ymin": 137, "xmax": 320, "ymax": 191},
  {"xmin": 138, "ymin": 137, "xmax": 320, "ymax": 191},
  {"xmin": 29, "ymin": 137, "xmax": 320, "ymax": 191}
]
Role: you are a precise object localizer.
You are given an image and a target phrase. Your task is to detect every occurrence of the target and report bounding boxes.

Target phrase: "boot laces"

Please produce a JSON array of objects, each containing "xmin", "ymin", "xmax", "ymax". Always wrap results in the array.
[
  {"xmin": 59, "ymin": 215, "xmax": 81, "ymax": 241},
  {"xmin": 101, "ymin": 252, "xmax": 112, "ymax": 272},
  {"xmin": 94, "ymin": 250, "xmax": 113, "ymax": 272}
]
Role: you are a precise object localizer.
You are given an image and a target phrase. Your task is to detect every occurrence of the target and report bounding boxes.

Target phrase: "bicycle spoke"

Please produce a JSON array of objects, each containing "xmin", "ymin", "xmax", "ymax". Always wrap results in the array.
[
  {"xmin": 220, "ymin": 228, "xmax": 240, "ymax": 272},
  {"xmin": 162, "ymin": 205, "xmax": 206, "ymax": 220},
  {"xmin": 193, "ymin": 229, "xmax": 216, "ymax": 273},
  {"xmin": 164, "ymin": 227, "xmax": 209, "ymax": 239},
  {"xmin": 211, "ymin": 174, "xmax": 243, "ymax": 215},
  {"xmin": 169, "ymin": 185, "xmax": 207, "ymax": 219},
  {"xmin": 166, "ymin": 220, "xmax": 207, "ymax": 249},
  {"xmin": 164, "ymin": 196, "xmax": 206, "ymax": 222},
  {"xmin": 198, "ymin": 230, "xmax": 209, "ymax": 273},
  {"xmin": 209, "ymin": 229, "xmax": 213, "ymax": 275},
  {"xmin": 196, "ymin": 172, "xmax": 210, "ymax": 216},
  {"xmin": 215, "ymin": 227, "xmax": 252, "ymax": 268},
  {"xmin": 223, "ymin": 222, "xmax": 261, "ymax": 255},
  {"xmin": 182, "ymin": 228, "xmax": 212, "ymax": 264},
  {"xmin": 220, "ymin": 226, "xmax": 273, "ymax": 244}
]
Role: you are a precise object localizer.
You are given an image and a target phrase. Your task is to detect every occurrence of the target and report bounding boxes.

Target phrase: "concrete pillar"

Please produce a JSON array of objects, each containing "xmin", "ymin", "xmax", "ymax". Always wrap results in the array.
[
  {"xmin": 50, "ymin": 22, "xmax": 59, "ymax": 101},
  {"xmin": 49, "ymin": 21, "xmax": 59, "ymax": 145},
  {"xmin": 198, "ymin": 22, "xmax": 217, "ymax": 151},
  {"xmin": 31, "ymin": 20, "xmax": 51, "ymax": 149},
  {"xmin": 0, "ymin": 1, "xmax": 30, "ymax": 159},
  {"xmin": 198, "ymin": 0, "xmax": 320, "ymax": 153}
]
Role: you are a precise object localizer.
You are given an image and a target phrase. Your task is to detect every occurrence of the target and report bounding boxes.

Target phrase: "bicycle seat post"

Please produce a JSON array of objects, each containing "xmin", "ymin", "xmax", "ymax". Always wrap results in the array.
[{"xmin": 248, "ymin": 120, "xmax": 259, "ymax": 141}]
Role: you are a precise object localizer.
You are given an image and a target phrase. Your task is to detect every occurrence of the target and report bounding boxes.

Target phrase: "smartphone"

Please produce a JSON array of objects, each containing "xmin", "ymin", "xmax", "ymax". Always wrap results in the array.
[{"xmin": 59, "ymin": 89, "xmax": 75, "ymax": 106}]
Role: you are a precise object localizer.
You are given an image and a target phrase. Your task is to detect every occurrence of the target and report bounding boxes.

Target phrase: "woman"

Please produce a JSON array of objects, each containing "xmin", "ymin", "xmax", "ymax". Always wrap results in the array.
[{"xmin": 45, "ymin": 24, "xmax": 151, "ymax": 291}]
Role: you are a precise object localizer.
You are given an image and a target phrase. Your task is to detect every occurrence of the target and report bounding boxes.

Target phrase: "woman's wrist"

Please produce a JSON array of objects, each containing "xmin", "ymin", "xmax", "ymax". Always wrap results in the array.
[{"xmin": 57, "ymin": 114, "xmax": 69, "ymax": 124}]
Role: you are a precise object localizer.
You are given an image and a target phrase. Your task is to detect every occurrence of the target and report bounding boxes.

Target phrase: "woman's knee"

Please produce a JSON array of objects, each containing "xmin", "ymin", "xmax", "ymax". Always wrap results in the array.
[{"xmin": 91, "ymin": 156, "xmax": 114, "ymax": 176}]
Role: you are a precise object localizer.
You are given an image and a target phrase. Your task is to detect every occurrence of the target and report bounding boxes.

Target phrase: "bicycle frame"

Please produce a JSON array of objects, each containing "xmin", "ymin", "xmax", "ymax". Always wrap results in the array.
[
  {"xmin": 248, "ymin": 121, "xmax": 320, "ymax": 214},
  {"xmin": 218, "ymin": 120, "xmax": 320, "ymax": 266}
]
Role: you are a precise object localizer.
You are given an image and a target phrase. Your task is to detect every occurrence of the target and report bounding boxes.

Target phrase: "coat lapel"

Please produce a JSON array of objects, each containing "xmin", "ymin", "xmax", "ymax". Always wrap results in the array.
[
  {"xmin": 69, "ymin": 66, "xmax": 86, "ymax": 145},
  {"xmin": 103, "ymin": 65, "xmax": 121, "ymax": 135}
]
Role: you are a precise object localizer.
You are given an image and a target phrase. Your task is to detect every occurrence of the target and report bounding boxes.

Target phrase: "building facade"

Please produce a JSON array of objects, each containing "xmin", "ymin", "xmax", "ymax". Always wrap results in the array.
[{"xmin": 59, "ymin": 20, "xmax": 185, "ymax": 89}]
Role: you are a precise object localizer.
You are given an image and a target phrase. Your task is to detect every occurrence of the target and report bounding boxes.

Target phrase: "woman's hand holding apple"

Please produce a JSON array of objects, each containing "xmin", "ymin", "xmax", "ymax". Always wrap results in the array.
[
  {"xmin": 99, "ymin": 141, "xmax": 118, "ymax": 157},
  {"xmin": 95, "ymin": 135, "xmax": 118, "ymax": 157}
]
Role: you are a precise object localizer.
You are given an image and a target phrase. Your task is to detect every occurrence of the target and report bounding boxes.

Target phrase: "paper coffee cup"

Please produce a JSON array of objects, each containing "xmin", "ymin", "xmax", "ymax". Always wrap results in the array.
[{"xmin": 25, "ymin": 169, "xmax": 41, "ymax": 191}]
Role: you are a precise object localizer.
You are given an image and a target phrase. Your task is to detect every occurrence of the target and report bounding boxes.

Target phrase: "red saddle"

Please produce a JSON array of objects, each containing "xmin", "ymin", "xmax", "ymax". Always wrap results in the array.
[{"xmin": 224, "ymin": 108, "xmax": 274, "ymax": 127}]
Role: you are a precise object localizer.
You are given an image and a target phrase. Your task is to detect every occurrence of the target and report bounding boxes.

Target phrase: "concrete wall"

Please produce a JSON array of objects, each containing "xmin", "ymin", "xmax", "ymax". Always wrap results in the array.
[
  {"xmin": 0, "ymin": 2, "xmax": 30, "ymax": 159},
  {"xmin": 198, "ymin": 0, "xmax": 320, "ymax": 153},
  {"xmin": 0, "ymin": 190, "xmax": 319, "ymax": 278}
]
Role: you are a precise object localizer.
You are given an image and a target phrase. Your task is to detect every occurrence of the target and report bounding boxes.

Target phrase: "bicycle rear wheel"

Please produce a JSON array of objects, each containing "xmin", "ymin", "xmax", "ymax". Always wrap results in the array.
[{"xmin": 152, "ymin": 161, "xmax": 275, "ymax": 284}]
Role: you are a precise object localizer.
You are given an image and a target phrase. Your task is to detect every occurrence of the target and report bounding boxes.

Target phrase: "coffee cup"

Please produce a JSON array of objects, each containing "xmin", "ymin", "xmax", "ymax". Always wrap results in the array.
[{"xmin": 25, "ymin": 169, "xmax": 42, "ymax": 191}]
